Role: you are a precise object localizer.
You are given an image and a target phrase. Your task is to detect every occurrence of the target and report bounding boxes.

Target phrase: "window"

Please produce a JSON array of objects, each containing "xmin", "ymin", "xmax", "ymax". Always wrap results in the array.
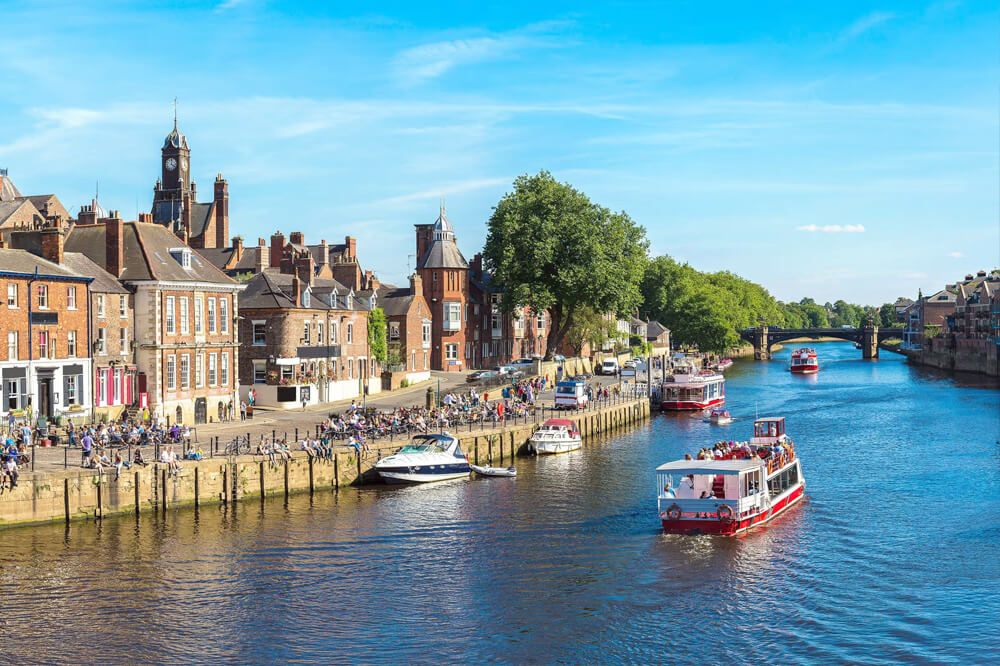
[
  {"xmin": 423, "ymin": 351, "xmax": 428, "ymax": 370},
  {"xmin": 207, "ymin": 298, "xmax": 216, "ymax": 334},
  {"xmin": 7, "ymin": 331, "xmax": 17, "ymax": 361},
  {"xmin": 347, "ymin": 323, "xmax": 353, "ymax": 344},
  {"xmin": 220, "ymin": 298, "xmax": 229, "ymax": 334},
  {"xmin": 6, "ymin": 283, "xmax": 17, "ymax": 308},
  {"xmin": 96, "ymin": 328, "xmax": 106, "ymax": 355},
  {"xmin": 97, "ymin": 371, "xmax": 106, "ymax": 407},
  {"xmin": 208, "ymin": 353, "xmax": 217, "ymax": 386},
  {"xmin": 443, "ymin": 302, "xmax": 461, "ymax": 330},
  {"xmin": 330, "ymin": 321, "xmax": 338, "ymax": 343},
  {"xmin": 166, "ymin": 355, "xmax": 176, "ymax": 391},
  {"xmin": 465, "ymin": 342, "xmax": 471, "ymax": 359},
  {"xmin": 537, "ymin": 313, "xmax": 546, "ymax": 329},
  {"xmin": 120, "ymin": 327, "xmax": 128, "ymax": 354},
  {"xmin": 67, "ymin": 286, "xmax": 77, "ymax": 309},
  {"xmin": 252, "ymin": 321, "xmax": 266, "ymax": 345},
  {"xmin": 170, "ymin": 247, "xmax": 192, "ymax": 269},
  {"xmin": 113, "ymin": 370, "xmax": 122, "ymax": 404},
  {"xmin": 179, "ymin": 297, "xmax": 189, "ymax": 334},
  {"xmin": 389, "ymin": 322, "xmax": 400, "ymax": 340},
  {"xmin": 317, "ymin": 323, "xmax": 323, "ymax": 344},
  {"xmin": 253, "ymin": 360, "xmax": 266, "ymax": 384},
  {"xmin": 96, "ymin": 294, "xmax": 105, "ymax": 318},
  {"xmin": 433, "ymin": 272, "xmax": 438, "ymax": 282},
  {"xmin": 491, "ymin": 313, "xmax": 501, "ymax": 333},
  {"xmin": 346, "ymin": 292, "xmax": 352, "ymax": 309},
  {"xmin": 37, "ymin": 284, "xmax": 48, "ymax": 309},
  {"xmin": 464, "ymin": 304, "xmax": 468, "ymax": 322},
  {"xmin": 66, "ymin": 374, "xmax": 79, "ymax": 406},
  {"xmin": 194, "ymin": 296, "xmax": 203, "ymax": 334},
  {"xmin": 302, "ymin": 290, "xmax": 311, "ymax": 308},
  {"xmin": 422, "ymin": 321, "xmax": 431, "ymax": 346},
  {"xmin": 67, "ymin": 330, "xmax": 77, "ymax": 358},
  {"xmin": 221, "ymin": 352, "xmax": 229, "ymax": 387},
  {"xmin": 348, "ymin": 358, "xmax": 353, "ymax": 378},
  {"xmin": 445, "ymin": 343, "xmax": 458, "ymax": 360},
  {"xmin": 411, "ymin": 350, "xmax": 416, "ymax": 370},
  {"xmin": 303, "ymin": 322, "xmax": 311, "ymax": 344},
  {"xmin": 119, "ymin": 295, "xmax": 127, "ymax": 318},
  {"xmin": 280, "ymin": 365, "xmax": 293, "ymax": 382},
  {"xmin": 196, "ymin": 353, "xmax": 204, "ymax": 387},
  {"xmin": 180, "ymin": 354, "xmax": 190, "ymax": 389},
  {"xmin": 38, "ymin": 331, "xmax": 49, "ymax": 359},
  {"xmin": 165, "ymin": 296, "xmax": 175, "ymax": 334},
  {"xmin": 5, "ymin": 378, "xmax": 24, "ymax": 410}
]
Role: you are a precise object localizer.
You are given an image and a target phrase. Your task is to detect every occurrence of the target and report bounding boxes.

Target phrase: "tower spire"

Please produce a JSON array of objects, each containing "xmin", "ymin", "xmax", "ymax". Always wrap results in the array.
[{"xmin": 173, "ymin": 97, "xmax": 178, "ymax": 130}]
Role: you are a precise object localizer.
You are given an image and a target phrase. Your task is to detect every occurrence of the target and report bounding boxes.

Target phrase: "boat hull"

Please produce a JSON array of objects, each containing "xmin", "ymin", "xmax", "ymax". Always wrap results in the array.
[
  {"xmin": 790, "ymin": 365, "xmax": 819, "ymax": 374},
  {"xmin": 660, "ymin": 485, "xmax": 804, "ymax": 536},
  {"xmin": 710, "ymin": 417, "xmax": 732, "ymax": 425},
  {"xmin": 662, "ymin": 397, "xmax": 725, "ymax": 411},
  {"xmin": 532, "ymin": 438, "xmax": 583, "ymax": 454},
  {"xmin": 376, "ymin": 463, "xmax": 471, "ymax": 484}
]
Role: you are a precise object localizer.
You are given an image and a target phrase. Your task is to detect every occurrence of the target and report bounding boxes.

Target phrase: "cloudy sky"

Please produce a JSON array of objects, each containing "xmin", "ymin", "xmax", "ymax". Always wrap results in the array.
[{"xmin": 1, "ymin": 0, "xmax": 996, "ymax": 304}]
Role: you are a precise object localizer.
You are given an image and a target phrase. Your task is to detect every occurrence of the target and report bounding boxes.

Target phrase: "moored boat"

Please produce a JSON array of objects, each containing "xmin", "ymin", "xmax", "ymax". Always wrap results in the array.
[
  {"xmin": 530, "ymin": 419, "xmax": 582, "ymax": 454},
  {"xmin": 709, "ymin": 408, "xmax": 732, "ymax": 424},
  {"xmin": 713, "ymin": 358, "xmax": 734, "ymax": 372},
  {"xmin": 790, "ymin": 348, "xmax": 819, "ymax": 374},
  {"xmin": 375, "ymin": 433, "xmax": 471, "ymax": 484},
  {"xmin": 661, "ymin": 364, "xmax": 725, "ymax": 411},
  {"xmin": 470, "ymin": 464, "xmax": 517, "ymax": 477},
  {"xmin": 656, "ymin": 416, "xmax": 805, "ymax": 536}
]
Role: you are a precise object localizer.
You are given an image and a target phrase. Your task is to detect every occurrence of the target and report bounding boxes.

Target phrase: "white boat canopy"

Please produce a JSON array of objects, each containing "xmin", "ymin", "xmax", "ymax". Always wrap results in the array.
[{"xmin": 655, "ymin": 459, "xmax": 763, "ymax": 475}]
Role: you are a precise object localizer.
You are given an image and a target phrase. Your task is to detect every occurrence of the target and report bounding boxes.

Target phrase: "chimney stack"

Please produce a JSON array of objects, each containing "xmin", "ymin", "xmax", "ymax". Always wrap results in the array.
[
  {"xmin": 345, "ymin": 235, "xmax": 356, "ymax": 260},
  {"xmin": 78, "ymin": 202, "xmax": 98, "ymax": 226},
  {"xmin": 409, "ymin": 273, "xmax": 422, "ymax": 295},
  {"xmin": 290, "ymin": 275, "xmax": 302, "ymax": 307},
  {"xmin": 214, "ymin": 174, "xmax": 229, "ymax": 249},
  {"xmin": 294, "ymin": 254, "xmax": 315, "ymax": 287},
  {"xmin": 317, "ymin": 239, "xmax": 329, "ymax": 266},
  {"xmin": 40, "ymin": 228, "xmax": 64, "ymax": 265},
  {"xmin": 414, "ymin": 224, "xmax": 433, "ymax": 266},
  {"xmin": 105, "ymin": 213, "xmax": 124, "ymax": 278},
  {"xmin": 255, "ymin": 237, "xmax": 269, "ymax": 273},
  {"xmin": 138, "ymin": 212, "xmax": 153, "ymax": 223},
  {"xmin": 289, "ymin": 231, "xmax": 305, "ymax": 246},
  {"xmin": 270, "ymin": 232, "xmax": 285, "ymax": 268},
  {"xmin": 231, "ymin": 235, "xmax": 244, "ymax": 261}
]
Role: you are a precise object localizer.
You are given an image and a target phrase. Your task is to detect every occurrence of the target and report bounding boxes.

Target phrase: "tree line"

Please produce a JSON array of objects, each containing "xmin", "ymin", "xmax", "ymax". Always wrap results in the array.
[{"xmin": 483, "ymin": 171, "xmax": 900, "ymax": 357}]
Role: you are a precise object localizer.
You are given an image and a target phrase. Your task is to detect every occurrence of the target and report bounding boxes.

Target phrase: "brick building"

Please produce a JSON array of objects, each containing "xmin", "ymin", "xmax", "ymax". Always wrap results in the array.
[
  {"xmin": 0, "ymin": 169, "xmax": 72, "ymax": 232},
  {"xmin": 360, "ymin": 274, "xmax": 432, "ymax": 384},
  {"xmin": 0, "ymin": 236, "xmax": 92, "ymax": 426},
  {"xmin": 66, "ymin": 217, "xmax": 243, "ymax": 425},
  {"xmin": 236, "ymin": 238, "xmax": 375, "ymax": 409}
]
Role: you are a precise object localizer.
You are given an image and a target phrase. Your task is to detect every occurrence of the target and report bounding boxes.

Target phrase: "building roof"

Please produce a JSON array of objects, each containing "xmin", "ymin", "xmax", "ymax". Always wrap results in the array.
[
  {"xmin": 163, "ymin": 124, "xmax": 188, "ymax": 149},
  {"xmin": 241, "ymin": 269, "xmax": 368, "ymax": 311},
  {"xmin": 0, "ymin": 199, "xmax": 43, "ymax": 228},
  {"xmin": 240, "ymin": 271, "xmax": 297, "ymax": 309},
  {"xmin": 0, "ymin": 248, "xmax": 91, "ymax": 280},
  {"xmin": 370, "ymin": 283, "xmax": 416, "ymax": 317},
  {"xmin": 65, "ymin": 221, "xmax": 236, "ymax": 284},
  {"xmin": 189, "ymin": 202, "xmax": 215, "ymax": 239},
  {"xmin": 418, "ymin": 241, "xmax": 468, "ymax": 269},
  {"xmin": 925, "ymin": 289, "xmax": 957, "ymax": 304},
  {"xmin": 0, "ymin": 173, "xmax": 22, "ymax": 201},
  {"xmin": 61, "ymin": 253, "xmax": 129, "ymax": 294},
  {"xmin": 647, "ymin": 321, "xmax": 670, "ymax": 338},
  {"xmin": 198, "ymin": 245, "xmax": 261, "ymax": 275}
]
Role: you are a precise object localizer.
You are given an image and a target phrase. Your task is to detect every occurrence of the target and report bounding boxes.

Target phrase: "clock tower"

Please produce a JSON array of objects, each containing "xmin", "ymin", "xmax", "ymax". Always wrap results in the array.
[
  {"xmin": 161, "ymin": 117, "xmax": 190, "ymax": 193},
  {"xmin": 151, "ymin": 106, "xmax": 193, "ymax": 237}
]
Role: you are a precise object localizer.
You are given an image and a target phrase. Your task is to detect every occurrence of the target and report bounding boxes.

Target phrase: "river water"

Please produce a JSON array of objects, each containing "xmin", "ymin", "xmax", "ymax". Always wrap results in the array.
[{"xmin": 2, "ymin": 342, "xmax": 998, "ymax": 664}]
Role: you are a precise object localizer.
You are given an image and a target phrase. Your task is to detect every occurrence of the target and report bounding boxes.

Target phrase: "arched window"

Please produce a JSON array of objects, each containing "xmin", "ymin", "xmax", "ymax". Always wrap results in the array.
[{"xmin": 175, "ymin": 405, "xmax": 183, "ymax": 425}]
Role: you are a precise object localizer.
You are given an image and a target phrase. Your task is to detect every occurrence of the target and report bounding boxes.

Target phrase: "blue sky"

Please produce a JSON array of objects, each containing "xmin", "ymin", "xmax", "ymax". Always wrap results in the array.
[{"xmin": 1, "ymin": 0, "xmax": 996, "ymax": 304}]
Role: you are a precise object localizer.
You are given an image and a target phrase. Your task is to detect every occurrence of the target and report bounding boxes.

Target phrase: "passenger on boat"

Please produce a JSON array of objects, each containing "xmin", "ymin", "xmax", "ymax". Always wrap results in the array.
[{"xmin": 699, "ymin": 490, "xmax": 715, "ymax": 499}]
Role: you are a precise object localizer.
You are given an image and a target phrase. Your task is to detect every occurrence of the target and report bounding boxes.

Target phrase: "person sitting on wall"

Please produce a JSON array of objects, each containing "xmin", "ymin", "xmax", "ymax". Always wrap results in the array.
[
  {"xmin": 4, "ymin": 454, "xmax": 18, "ymax": 489},
  {"xmin": 133, "ymin": 448, "xmax": 147, "ymax": 467}
]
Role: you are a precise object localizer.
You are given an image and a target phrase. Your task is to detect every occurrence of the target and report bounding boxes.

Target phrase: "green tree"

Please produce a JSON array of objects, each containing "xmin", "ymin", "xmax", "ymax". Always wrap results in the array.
[
  {"xmin": 878, "ymin": 302, "xmax": 896, "ymax": 328},
  {"xmin": 565, "ymin": 306, "xmax": 618, "ymax": 356},
  {"xmin": 367, "ymin": 307, "xmax": 388, "ymax": 365},
  {"xmin": 484, "ymin": 171, "xmax": 648, "ymax": 359}
]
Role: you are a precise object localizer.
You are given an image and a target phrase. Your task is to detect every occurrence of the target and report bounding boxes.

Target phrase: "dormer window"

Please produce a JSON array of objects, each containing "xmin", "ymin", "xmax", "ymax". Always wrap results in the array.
[
  {"xmin": 302, "ymin": 288, "xmax": 311, "ymax": 308},
  {"xmin": 370, "ymin": 294, "xmax": 376, "ymax": 309},
  {"xmin": 169, "ymin": 247, "xmax": 193, "ymax": 270},
  {"xmin": 346, "ymin": 291, "xmax": 353, "ymax": 309}
]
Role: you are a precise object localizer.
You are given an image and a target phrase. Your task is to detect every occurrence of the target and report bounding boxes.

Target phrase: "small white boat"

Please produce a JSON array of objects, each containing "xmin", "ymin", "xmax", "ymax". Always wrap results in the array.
[
  {"xmin": 709, "ymin": 408, "xmax": 732, "ymax": 425},
  {"xmin": 470, "ymin": 464, "xmax": 517, "ymax": 478},
  {"xmin": 375, "ymin": 433, "xmax": 470, "ymax": 484},
  {"xmin": 530, "ymin": 419, "xmax": 582, "ymax": 455}
]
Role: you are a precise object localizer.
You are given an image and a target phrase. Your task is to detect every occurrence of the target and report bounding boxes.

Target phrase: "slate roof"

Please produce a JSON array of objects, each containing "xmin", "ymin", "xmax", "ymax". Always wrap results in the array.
[
  {"xmin": 190, "ymin": 202, "xmax": 215, "ymax": 239},
  {"xmin": 0, "ymin": 174, "xmax": 22, "ymax": 201},
  {"xmin": 65, "ymin": 221, "xmax": 236, "ymax": 284},
  {"xmin": 418, "ymin": 240, "xmax": 468, "ymax": 269},
  {"xmin": 241, "ymin": 269, "xmax": 368, "ymax": 311},
  {"xmin": 199, "ymin": 246, "xmax": 261, "ymax": 275},
  {"xmin": 61, "ymin": 253, "xmax": 129, "ymax": 294},
  {"xmin": 308, "ymin": 242, "xmax": 348, "ymax": 265},
  {"xmin": 0, "ymin": 248, "xmax": 91, "ymax": 280},
  {"xmin": 240, "ymin": 272, "xmax": 297, "ymax": 309},
  {"xmin": 647, "ymin": 321, "xmax": 670, "ymax": 339}
]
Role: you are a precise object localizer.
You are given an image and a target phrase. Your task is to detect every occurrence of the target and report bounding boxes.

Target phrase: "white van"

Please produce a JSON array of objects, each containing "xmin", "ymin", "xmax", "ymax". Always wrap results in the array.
[
  {"xmin": 600, "ymin": 358, "xmax": 620, "ymax": 375},
  {"xmin": 554, "ymin": 381, "xmax": 588, "ymax": 409}
]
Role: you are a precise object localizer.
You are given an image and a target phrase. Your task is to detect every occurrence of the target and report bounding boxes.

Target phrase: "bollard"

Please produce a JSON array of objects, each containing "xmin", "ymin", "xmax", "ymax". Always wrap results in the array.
[
  {"xmin": 272, "ymin": 429, "xmax": 276, "ymax": 443},
  {"xmin": 295, "ymin": 427, "xmax": 299, "ymax": 441},
  {"xmin": 31, "ymin": 443, "xmax": 35, "ymax": 472},
  {"xmin": 64, "ymin": 446, "xmax": 67, "ymax": 469}
]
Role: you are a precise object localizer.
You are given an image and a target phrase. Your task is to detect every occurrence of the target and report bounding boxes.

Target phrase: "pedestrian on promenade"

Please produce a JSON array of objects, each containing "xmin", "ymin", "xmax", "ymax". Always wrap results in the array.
[
  {"xmin": 240, "ymin": 401, "xmax": 248, "ymax": 421},
  {"xmin": 301, "ymin": 393, "xmax": 308, "ymax": 411},
  {"xmin": 81, "ymin": 432, "xmax": 94, "ymax": 467}
]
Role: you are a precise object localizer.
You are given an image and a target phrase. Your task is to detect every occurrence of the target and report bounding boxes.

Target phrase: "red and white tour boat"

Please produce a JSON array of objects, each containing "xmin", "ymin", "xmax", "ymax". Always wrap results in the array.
[
  {"xmin": 656, "ymin": 417, "xmax": 805, "ymax": 536},
  {"xmin": 789, "ymin": 348, "xmax": 819, "ymax": 374},
  {"xmin": 661, "ymin": 364, "xmax": 725, "ymax": 411},
  {"xmin": 712, "ymin": 358, "xmax": 734, "ymax": 372}
]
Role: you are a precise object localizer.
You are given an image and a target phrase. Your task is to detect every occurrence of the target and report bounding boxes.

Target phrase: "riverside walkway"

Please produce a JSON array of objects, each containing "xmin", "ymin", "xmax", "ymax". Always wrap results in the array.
[{"xmin": 1, "ymin": 377, "xmax": 651, "ymax": 528}]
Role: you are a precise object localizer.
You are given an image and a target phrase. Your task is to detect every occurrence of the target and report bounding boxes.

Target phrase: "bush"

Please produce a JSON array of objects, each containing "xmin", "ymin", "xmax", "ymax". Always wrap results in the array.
[{"xmin": 399, "ymin": 379, "xmax": 409, "ymax": 389}]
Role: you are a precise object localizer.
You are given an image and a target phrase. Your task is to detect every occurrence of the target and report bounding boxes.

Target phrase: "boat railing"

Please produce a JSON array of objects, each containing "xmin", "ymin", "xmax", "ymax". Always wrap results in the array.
[{"xmin": 657, "ymin": 496, "xmax": 739, "ymax": 519}]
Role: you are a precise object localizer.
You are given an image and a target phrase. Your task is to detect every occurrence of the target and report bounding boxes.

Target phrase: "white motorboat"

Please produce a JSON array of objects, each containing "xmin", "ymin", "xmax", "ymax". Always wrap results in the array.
[
  {"xmin": 470, "ymin": 464, "xmax": 517, "ymax": 478},
  {"xmin": 530, "ymin": 419, "xmax": 582, "ymax": 455},
  {"xmin": 709, "ymin": 408, "xmax": 732, "ymax": 425},
  {"xmin": 374, "ymin": 433, "xmax": 471, "ymax": 484}
]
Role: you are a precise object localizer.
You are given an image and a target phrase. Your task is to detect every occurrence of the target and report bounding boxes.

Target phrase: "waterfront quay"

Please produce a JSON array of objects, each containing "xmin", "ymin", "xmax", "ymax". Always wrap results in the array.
[{"xmin": 0, "ymin": 390, "xmax": 650, "ymax": 529}]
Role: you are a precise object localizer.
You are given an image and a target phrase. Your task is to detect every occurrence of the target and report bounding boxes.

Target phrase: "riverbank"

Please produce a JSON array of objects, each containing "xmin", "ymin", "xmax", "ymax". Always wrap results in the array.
[{"xmin": 0, "ymin": 396, "xmax": 651, "ymax": 529}]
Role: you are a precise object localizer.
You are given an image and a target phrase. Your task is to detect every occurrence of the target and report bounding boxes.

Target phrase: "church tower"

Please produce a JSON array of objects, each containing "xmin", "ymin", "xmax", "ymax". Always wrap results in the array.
[{"xmin": 151, "ymin": 102, "xmax": 193, "ymax": 236}]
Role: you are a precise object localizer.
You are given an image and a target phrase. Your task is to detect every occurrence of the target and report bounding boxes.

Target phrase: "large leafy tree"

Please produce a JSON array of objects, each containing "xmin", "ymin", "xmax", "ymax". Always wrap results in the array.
[
  {"xmin": 367, "ymin": 307, "xmax": 388, "ymax": 365},
  {"xmin": 484, "ymin": 171, "xmax": 648, "ymax": 359}
]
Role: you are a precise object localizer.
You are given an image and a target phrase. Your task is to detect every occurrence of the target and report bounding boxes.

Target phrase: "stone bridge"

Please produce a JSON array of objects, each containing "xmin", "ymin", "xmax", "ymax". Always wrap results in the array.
[{"xmin": 739, "ymin": 325, "xmax": 898, "ymax": 360}]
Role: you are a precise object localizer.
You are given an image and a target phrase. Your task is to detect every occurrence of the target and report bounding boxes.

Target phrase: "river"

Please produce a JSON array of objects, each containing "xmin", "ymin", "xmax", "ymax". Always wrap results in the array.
[{"xmin": 2, "ymin": 342, "xmax": 998, "ymax": 664}]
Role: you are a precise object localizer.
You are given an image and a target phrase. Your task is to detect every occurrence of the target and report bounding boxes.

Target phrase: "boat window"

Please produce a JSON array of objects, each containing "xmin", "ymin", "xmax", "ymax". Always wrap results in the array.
[{"xmin": 399, "ymin": 438, "xmax": 447, "ymax": 454}]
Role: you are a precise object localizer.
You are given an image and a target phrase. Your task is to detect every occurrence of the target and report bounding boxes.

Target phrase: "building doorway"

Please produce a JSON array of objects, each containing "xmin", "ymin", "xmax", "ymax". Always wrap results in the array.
[
  {"xmin": 37, "ymin": 377, "xmax": 54, "ymax": 419},
  {"xmin": 194, "ymin": 398, "xmax": 207, "ymax": 425}
]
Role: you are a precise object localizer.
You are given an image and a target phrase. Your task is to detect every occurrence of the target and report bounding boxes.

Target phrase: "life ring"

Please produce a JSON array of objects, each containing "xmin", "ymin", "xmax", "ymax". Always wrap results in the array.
[
  {"xmin": 717, "ymin": 505, "xmax": 734, "ymax": 522},
  {"xmin": 665, "ymin": 504, "xmax": 682, "ymax": 521}
]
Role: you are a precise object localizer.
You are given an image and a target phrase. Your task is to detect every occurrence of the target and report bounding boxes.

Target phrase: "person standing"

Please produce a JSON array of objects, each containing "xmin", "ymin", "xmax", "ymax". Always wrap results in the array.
[
  {"xmin": 240, "ymin": 401, "xmax": 248, "ymax": 421},
  {"xmin": 81, "ymin": 432, "xmax": 94, "ymax": 467}
]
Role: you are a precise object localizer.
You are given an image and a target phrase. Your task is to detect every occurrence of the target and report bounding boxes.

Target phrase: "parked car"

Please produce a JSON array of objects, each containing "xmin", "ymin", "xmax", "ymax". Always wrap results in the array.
[
  {"xmin": 553, "ymin": 354, "xmax": 566, "ymax": 362},
  {"xmin": 508, "ymin": 357, "xmax": 535, "ymax": 369},
  {"xmin": 467, "ymin": 370, "xmax": 496, "ymax": 382},
  {"xmin": 600, "ymin": 358, "xmax": 620, "ymax": 375}
]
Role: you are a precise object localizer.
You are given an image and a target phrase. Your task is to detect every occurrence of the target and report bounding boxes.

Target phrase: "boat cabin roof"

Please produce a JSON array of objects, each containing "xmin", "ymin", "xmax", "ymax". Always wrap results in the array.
[
  {"xmin": 655, "ymin": 459, "xmax": 761, "ymax": 475},
  {"xmin": 542, "ymin": 418, "xmax": 577, "ymax": 429},
  {"xmin": 756, "ymin": 417, "xmax": 784, "ymax": 423}
]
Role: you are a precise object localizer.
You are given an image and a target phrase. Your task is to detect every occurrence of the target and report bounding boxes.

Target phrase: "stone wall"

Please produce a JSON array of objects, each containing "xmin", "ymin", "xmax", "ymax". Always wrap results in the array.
[{"xmin": 0, "ymin": 398, "xmax": 651, "ymax": 529}]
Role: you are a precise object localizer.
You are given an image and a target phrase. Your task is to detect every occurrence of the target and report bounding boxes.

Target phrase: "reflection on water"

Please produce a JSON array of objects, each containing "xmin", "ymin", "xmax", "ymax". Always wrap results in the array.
[{"xmin": 1, "ymin": 342, "xmax": 998, "ymax": 663}]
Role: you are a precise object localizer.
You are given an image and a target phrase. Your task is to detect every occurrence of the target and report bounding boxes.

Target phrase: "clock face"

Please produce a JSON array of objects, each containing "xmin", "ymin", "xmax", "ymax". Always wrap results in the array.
[
  {"xmin": 165, "ymin": 157, "xmax": 177, "ymax": 171},
  {"xmin": 180, "ymin": 158, "xmax": 188, "ymax": 172}
]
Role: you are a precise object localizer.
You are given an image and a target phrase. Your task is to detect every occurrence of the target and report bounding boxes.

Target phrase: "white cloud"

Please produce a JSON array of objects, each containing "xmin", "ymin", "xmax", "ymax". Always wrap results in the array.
[
  {"xmin": 215, "ymin": 0, "xmax": 249, "ymax": 12},
  {"xmin": 796, "ymin": 224, "xmax": 866, "ymax": 233},
  {"xmin": 840, "ymin": 11, "xmax": 898, "ymax": 42},
  {"xmin": 947, "ymin": 251, "xmax": 964, "ymax": 258}
]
